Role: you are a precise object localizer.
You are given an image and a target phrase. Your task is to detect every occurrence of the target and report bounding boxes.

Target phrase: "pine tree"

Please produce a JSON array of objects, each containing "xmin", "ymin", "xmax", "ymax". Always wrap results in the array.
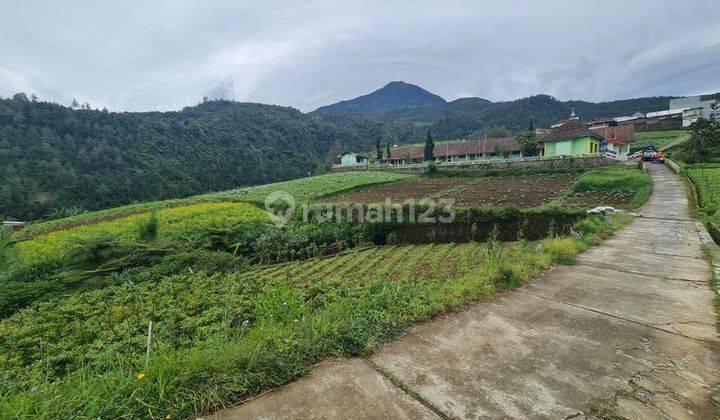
[
  {"xmin": 376, "ymin": 139, "xmax": 382, "ymax": 160},
  {"xmin": 424, "ymin": 130, "xmax": 435, "ymax": 162},
  {"xmin": 386, "ymin": 143, "xmax": 391, "ymax": 160},
  {"xmin": 528, "ymin": 118, "xmax": 535, "ymax": 132}
]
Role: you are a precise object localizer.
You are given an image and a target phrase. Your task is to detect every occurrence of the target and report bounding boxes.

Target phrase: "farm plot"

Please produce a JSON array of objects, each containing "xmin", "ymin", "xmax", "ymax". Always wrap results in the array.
[
  {"xmin": 687, "ymin": 166, "xmax": 720, "ymax": 207},
  {"xmin": 18, "ymin": 171, "xmax": 413, "ymax": 239},
  {"xmin": 562, "ymin": 165, "xmax": 653, "ymax": 209},
  {"xmin": 323, "ymin": 174, "xmax": 579, "ymax": 207},
  {"xmin": 0, "ymin": 212, "xmax": 632, "ymax": 418}
]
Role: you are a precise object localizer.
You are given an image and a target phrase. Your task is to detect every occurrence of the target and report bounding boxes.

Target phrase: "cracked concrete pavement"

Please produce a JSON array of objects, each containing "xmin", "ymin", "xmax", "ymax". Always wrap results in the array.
[{"xmin": 215, "ymin": 163, "xmax": 719, "ymax": 419}]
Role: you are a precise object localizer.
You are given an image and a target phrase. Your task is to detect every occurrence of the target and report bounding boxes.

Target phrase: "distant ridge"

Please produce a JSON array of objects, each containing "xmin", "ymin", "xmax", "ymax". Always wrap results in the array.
[
  {"xmin": 312, "ymin": 81, "xmax": 447, "ymax": 115},
  {"xmin": 313, "ymin": 81, "xmax": 681, "ymax": 139}
]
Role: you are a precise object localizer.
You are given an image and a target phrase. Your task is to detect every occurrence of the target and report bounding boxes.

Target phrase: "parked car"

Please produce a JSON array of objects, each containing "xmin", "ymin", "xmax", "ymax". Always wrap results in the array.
[{"xmin": 642, "ymin": 145, "xmax": 657, "ymax": 161}]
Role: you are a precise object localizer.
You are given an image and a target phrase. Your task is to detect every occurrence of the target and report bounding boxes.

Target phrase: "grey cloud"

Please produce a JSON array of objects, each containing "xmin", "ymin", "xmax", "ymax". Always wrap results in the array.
[{"xmin": 1, "ymin": 0, "xmax": 718, "ymax": 112}]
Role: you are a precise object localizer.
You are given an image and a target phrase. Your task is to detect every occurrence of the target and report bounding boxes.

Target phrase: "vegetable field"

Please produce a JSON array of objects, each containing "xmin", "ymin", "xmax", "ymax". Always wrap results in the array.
[
  {"xmin": 17, "ymin": 171, "xmax": 412, "ymax": 239},
  {"xmin": 563, "ymin": 165, "xmax": 653, "ymax": 209},
  {"xmin": 687, "ymin": 166, "xmax": 720, "ymax": 207},
  {"xmin": 15, "ymin": 202, "xmax": 269, "ymax": 267},
  {"xmin": 222, "ymin": 171, "xmax": 414, "ymax": 203},
  {"xmin": 323, "ymin": 174, "xmax": 578, "ymax": 207},
  {"xmin": 0, "ymin": 163, "xmax": 649, "ymax": 418},
  {"xmin": 0, "ymin": 212, "xmax": 630, "ymax": 418}
]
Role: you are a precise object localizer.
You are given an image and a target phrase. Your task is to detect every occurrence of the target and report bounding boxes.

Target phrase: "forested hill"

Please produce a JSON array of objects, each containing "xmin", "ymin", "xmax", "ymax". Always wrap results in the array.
[
  {"xmin": 312, "ymin": 81, "xmax": 447, "ymax": 116},
  {"xmin": 315, "ymin": 83, "xmax": 676, "ymax": 139},
  {"xmin": 0, "ymin": 96, "xmax": 346, "ymax": 220}
]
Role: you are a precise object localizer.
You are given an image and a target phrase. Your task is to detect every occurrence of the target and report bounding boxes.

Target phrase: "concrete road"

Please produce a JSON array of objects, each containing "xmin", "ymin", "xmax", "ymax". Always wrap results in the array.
[{"xmin": 217, "ymin": 164, "xmax": 719, "ymax": 419}]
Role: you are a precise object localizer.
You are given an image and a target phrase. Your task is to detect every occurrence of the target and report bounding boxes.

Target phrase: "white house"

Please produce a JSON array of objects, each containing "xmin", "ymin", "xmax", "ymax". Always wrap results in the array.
[
  {"xmin": 337, "ymin": 152, "xmax": 369, "ymax": 166},
  {"xmin": 589, "ymin": 124, "xmax": 635, "ymax": 161}
]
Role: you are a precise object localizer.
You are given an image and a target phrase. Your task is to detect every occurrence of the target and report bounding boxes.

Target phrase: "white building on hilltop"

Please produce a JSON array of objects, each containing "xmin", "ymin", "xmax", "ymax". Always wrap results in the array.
[{"xmin": 669, "ymin": 95, "xmax": 720, "ymax": 126}]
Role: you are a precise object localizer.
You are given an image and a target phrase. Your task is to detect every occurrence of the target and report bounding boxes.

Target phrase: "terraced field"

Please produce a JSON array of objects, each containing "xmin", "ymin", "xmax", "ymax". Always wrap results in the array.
[
  {"xmin": 17, "ymin": 171, "xmax": 413, "ymax": 239},
  {"xmin": 0, "ymin": 223, "xmax": 631, "ymax": 420},
  {"xmin": 323, "ymin": 174, "xmax": 579, "ymax": 207},
  {"xmin": 0, "ymin": 163, "xmax": 648, "ymax": 418}
]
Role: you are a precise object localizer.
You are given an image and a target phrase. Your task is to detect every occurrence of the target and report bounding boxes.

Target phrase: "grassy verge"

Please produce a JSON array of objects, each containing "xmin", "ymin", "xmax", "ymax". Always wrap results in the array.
[
  {"xmin": 0, "ymin": 214, "xmax": 633, "ymax": 418},
  {"xmin": 630, "ymin": 130, "xmax": 687, "ymax": 152},
  {"xmin": 559, "ymin": 164, "xmax": 653, "ymax": 209}
]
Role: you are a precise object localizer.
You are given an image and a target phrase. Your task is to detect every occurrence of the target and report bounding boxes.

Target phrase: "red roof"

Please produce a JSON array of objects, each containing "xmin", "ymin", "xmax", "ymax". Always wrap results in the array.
[
  {"xmin": 544, "ymin": 119, "xmax": 603, "ymax": 142},
  {"xmin": 589, "ymin": 124, "xmax": 636, "ymax": 144},
  {"xmin": 387, "ymin": 138, "xmax": 542, "ymax": 160}
]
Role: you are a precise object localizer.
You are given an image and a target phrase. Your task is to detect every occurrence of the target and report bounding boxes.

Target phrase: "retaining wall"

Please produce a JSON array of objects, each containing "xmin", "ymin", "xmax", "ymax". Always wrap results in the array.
[{"xmin": 332, "ymin": 155, "xmax": 616, "ymax": 173}]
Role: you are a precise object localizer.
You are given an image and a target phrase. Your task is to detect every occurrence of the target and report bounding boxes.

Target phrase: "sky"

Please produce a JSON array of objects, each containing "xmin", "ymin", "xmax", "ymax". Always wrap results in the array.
[{"xmin": 2, "ymin": 0, "xmax": 719, "ymax": 112}]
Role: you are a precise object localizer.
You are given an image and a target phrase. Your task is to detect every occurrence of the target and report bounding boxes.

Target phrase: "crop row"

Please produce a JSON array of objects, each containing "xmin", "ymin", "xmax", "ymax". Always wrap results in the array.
[
  {"xmin": 15, "ymin": 202, "xmax": 269, "ymax": 266},
  {"xmin": 687, "ymin": 166, "xmax": 720, "ymax": 207}
]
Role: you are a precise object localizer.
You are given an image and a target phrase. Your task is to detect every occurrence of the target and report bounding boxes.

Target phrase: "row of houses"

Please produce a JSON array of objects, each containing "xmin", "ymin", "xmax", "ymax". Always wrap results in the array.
[
  {"xmin": 594, "ymin": 94, "xmax": 720, "ymax": 129},
  {"xmin": 338, "ymin": 111, "xmax": 634, "ymax": 167}
]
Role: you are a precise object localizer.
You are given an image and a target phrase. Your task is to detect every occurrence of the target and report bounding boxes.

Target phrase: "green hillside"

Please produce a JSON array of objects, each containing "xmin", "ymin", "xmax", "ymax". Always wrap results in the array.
[{"xmin": 0, "ymin": 163, "xmax": 650, "ymax": 418}]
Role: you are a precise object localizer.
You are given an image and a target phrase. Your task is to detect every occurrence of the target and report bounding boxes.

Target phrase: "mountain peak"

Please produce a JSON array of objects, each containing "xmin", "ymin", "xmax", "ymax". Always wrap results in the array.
[{"xmin": 312, "ymin": 81, "xmax": 446, "ymax": 116}]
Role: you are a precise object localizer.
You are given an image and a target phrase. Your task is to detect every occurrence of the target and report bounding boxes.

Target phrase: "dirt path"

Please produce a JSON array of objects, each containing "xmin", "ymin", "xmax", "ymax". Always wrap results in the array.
[{"xmin": 216, "ymin": 164, "xmax": 719, "ymax": 419}]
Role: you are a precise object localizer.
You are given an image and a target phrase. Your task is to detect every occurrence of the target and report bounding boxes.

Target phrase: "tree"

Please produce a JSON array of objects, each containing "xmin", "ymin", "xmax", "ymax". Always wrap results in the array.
[
  {"xmin": 516, "ymin": 131, "xmax": 539, "ymax": 157},
  {"xmin": 375, "ymin": 139, "xmax": 382, "ymax": 160},
  {"xmin": 485, "ymin": 126, "xmax": 510, "ymax": 138},
  {"xmin": 424, "ymin": 130, "xmax": 435, "ymax": 162},
  {"xmin": 386, "ymin": 142, "xmax": 391, "ymax": 160},
  {"xmin": 528, "ymin": 118, "xmax": 535, "ymax": 132},
  {"xmin": 676, "ymin": 119, "xmax": 720, "ymax": 164},
  {"xmin": 493, "ymin": 143, "xmax": 511, "ymax": 159}
]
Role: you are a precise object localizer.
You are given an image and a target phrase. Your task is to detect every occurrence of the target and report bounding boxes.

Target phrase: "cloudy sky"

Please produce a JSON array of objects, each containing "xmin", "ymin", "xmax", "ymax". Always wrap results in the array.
[{"xmin": 2, "ymin": 0, "xmax": 719, "ymax": 112}]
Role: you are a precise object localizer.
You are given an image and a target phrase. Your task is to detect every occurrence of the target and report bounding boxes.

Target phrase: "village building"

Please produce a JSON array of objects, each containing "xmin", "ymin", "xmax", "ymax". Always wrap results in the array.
[
  {"xmin": 644, "ymin": 108, "xmax": 684, "ymax": 126},
  {"xmin": 589, "ymin": 124, "xmax": 635, "ymax": 161},
  {"xmin": 337, "ymin": 152, "xmax": 369, "ymax": 166},
  {"xmin": 681, "ymin": 107, "xmax": 704, "ymax": 127},
  {"xmin": 670, "ymin": 95, "xmax": 720, "ymax": 125},
  {"xmin": 383, "ymin": 137, "xmax": 541, "ymax": 165},
  {"xmin": 540, "ymin": 114, "xmax": 603, "ymax": 158}
]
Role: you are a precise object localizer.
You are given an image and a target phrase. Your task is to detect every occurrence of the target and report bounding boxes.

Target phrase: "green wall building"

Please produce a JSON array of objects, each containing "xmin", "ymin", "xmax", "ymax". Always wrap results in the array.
[{"xmin": 541, "ymin": 116, "xmax": 603, "ymax": 158}]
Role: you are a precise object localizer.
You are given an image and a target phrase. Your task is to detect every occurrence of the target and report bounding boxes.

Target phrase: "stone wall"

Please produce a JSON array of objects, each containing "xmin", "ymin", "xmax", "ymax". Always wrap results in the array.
[{"xmin": 332, "ymin": 155, "xmax": 616, "ymax": 173}]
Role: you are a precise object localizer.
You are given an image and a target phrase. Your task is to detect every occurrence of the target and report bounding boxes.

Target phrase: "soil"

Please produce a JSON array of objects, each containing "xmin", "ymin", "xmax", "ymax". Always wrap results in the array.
[{"xmin": 322, "ymin": 175, "xmax": 579, "ymax": 208}]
